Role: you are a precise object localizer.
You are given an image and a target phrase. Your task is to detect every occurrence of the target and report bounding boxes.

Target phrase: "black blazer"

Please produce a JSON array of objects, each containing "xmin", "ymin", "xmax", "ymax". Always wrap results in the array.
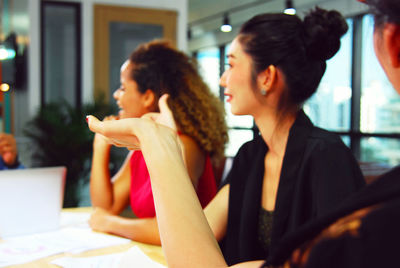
[
  {"xmin": 222, "ymin": 110, "xmax": 365, "ymax": 265},
  {"xmin": 265, "ymin": 166, "xmax": 400, "ymax": 267}
]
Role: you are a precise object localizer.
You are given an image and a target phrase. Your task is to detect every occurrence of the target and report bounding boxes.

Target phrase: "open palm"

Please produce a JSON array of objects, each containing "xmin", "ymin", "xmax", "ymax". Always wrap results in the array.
[{"xmin": 87, "ymin": 94, "xmax": 177, "ymax": 150}]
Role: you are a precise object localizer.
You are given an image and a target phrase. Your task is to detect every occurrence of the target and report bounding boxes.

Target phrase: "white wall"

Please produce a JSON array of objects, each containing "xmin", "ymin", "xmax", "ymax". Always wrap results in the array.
[{"xmin": 28, "ymin": 0, "xmax": 187, "ymax": 117}]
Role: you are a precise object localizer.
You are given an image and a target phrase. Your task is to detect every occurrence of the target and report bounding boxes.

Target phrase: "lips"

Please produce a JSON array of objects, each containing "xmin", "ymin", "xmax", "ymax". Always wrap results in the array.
[{"xmin": 224, "ymin": 93, "xmax": 232, "ymax": 102}]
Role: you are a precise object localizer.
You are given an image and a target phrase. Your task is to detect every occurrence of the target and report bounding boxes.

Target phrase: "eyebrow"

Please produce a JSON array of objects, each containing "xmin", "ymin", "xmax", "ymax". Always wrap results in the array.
[{"xmin": 226, "ymin": 53, "xmax": 236, "ymax": 59}]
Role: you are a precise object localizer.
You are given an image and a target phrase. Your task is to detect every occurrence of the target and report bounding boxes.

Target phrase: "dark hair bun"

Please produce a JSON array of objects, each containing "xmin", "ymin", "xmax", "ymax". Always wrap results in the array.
[{"xmin": 303, "ymin": 7, "xmax": 348, "ymax": 61}]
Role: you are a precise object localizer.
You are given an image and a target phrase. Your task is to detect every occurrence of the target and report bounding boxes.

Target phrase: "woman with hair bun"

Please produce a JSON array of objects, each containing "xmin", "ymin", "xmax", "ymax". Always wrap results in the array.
[
  {"xmin": 87, "ymin": 7, "xmax": 365, "ymax": 267},
  {"xmin": 261, "ymin": 0, "xmax": 400, "ymax": 267}
]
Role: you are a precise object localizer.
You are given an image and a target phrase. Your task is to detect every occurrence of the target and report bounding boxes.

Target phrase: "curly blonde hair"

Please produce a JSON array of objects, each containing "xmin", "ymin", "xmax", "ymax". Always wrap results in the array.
[{"xmin": 129, "ymin": 40, "xmax": 228, "ymax": 164}]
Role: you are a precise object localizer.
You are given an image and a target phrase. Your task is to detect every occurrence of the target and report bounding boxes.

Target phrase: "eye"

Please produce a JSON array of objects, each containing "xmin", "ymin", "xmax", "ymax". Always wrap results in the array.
[{"xmin": 224, "ymin": 63, "xmax": 232, "ymax": 70}]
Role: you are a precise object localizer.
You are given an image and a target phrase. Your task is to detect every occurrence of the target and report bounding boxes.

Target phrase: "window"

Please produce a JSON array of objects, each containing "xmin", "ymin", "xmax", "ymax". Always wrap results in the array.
[
  {"xmin": 41, "ymin": 1, "xmax": 81, "ymax": 107},
  {"xmin": 197, "ymin": 47, "xmax": 221, "ymax": 98},
  {"xmin": 304, "ymin": 19, "xmax": 353, "ymax": 133}
]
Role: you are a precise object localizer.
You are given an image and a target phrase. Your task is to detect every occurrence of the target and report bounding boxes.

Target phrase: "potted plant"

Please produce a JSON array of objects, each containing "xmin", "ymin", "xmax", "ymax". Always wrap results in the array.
[{"xmin": 24, "ymin": 98, "xmax": 122, "ymax": 207}]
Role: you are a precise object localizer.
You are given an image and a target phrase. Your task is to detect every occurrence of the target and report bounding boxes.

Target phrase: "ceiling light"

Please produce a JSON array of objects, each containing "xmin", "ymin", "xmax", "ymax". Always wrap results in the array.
[
  {"xmin": 220, "ymin": 14, "xmax": 232, "ymax": 33},
  {"xmin": 284, "ymin": 0, "xmax": 296, "ymax": 15}
]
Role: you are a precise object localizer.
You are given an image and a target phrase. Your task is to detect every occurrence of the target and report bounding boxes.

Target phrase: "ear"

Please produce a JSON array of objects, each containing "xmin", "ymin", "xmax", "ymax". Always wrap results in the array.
[
  {"xmin": 142, "ymin": 89, "xmax": 157, "ymax": 109},
  {"xmin": 257, "ymin": 65, "xmax": 277, "ymax": 94},
  {"xmin": 382, "ymin": 23, "xmax": 400, "ymax": 68}
]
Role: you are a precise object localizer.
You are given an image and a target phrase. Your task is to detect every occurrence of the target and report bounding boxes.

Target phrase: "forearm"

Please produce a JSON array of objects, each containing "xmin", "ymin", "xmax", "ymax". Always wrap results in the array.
[
  {"xmin": 100, "ymin": 215, "xmax": 162, "ymax": 245},
  {"xmin": 90, "ymin": 145, "xmax": 114, "ymax": 209},
  {"xmin": 140, "ymin": 130, "xmax": 227, "ymax": 268}
]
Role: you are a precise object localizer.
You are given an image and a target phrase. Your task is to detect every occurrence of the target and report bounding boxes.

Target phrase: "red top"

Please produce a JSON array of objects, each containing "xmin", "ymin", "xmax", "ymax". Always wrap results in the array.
[{"xmin": 129, "ymin": 150, "xmax": 217, "ymax": 218}]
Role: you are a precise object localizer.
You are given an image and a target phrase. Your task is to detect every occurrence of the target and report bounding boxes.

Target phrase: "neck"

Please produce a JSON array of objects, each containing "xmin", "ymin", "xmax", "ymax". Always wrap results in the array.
[{"xmin": 254, "ymin": 109, "xmax": 298, "ymax": 157}]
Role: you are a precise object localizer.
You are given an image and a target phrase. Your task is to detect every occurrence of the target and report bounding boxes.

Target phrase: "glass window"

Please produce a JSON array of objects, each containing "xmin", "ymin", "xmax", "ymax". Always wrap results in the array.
[
  {"xmin": 42, "ymin": 2, "xmax": 80, "ymax": 107},
  {"xmin": 361, "ymin": 137, "xmax": 400, "ymax": 166},
  {"xmin": 361, "ymin": 15, "xmax": 400, "ymax": 133},
  {"xmin": 304, "ymin": 19, "xmax": 353, "ymax": 132},
  {"xmin": 341, "ymin": 135, "xmax": 351, "ymax": 148},
  {"xmin": 225, "ymin": 129, "xmax": 254, "ymax": 157},
  {"xmin": 197, "ymin": 47, "xmax": 221, "ymax": 98}
]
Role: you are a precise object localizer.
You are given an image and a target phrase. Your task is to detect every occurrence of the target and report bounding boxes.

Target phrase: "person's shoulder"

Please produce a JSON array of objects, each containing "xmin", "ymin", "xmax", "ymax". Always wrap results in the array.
[
  {"xmin": 308, "ymin": 126, "xmax": 348, "ymax": 152},
  {"xmin": 236, "ymin": 135, "xmax": 265, "ymax": 155}
]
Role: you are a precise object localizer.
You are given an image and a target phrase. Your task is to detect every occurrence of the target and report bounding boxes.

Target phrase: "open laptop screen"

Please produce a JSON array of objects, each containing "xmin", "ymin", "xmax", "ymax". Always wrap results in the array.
[{"xmin": 0, "ymin": 166, "xmax": 66, "ymax": 238}]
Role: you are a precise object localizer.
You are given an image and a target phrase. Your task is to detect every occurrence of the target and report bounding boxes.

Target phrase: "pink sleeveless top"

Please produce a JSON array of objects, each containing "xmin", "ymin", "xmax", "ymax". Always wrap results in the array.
[{"xmin": 130, "ymin": 150, "xmax": 217, "ymax": 218}]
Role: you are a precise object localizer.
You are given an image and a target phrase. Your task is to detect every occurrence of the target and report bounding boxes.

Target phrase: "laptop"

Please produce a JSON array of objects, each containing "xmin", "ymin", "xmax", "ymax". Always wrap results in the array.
[{"xmin": 0, "ymin": 166, "xmax": 66, "ymax": 238}]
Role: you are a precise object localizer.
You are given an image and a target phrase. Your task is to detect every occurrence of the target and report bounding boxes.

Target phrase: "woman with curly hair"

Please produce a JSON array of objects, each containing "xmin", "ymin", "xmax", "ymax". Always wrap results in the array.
[{"xmin": 89, "ymin": 40, "xmax": 228, "ymax": 245}]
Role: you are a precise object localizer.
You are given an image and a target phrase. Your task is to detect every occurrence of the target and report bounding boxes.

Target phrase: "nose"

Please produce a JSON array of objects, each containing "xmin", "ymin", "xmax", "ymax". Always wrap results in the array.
[
  {"xmin": 220, "ymin": 70, "xmax": 227, "ymax": 88},
  {"xmin": 113, "ymin": 88, "xmax": 120, "ymax": 100}
]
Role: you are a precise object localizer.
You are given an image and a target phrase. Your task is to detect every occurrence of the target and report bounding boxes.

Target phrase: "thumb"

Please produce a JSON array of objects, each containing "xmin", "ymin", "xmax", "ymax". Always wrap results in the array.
[
  {"xmin": 158, "ymin": 94, "xmax": 177, "ymax": 130},
  {"xmin": 86, "ymin": 115, "xmax": 103, "ymax": 134},
  {"xmin": 158, "ymin": 94, "xmax": 171, "ymax": 114}
]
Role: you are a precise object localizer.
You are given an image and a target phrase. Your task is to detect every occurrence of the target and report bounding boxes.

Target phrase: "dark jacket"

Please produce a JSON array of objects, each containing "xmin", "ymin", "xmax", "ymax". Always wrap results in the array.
[
  {"xmin": 265, "ymin": 166, "xmax": 400, "ymax": 268},
  {"xmin": 222, "ymin": 110, "xmax": 365, "ymax": 265}
]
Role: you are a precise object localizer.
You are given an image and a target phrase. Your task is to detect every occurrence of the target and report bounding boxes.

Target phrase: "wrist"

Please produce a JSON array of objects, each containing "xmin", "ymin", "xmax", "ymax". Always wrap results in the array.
[{"xmin": 93, "ymin": 143, "xmax": 112, "ymax": 153}]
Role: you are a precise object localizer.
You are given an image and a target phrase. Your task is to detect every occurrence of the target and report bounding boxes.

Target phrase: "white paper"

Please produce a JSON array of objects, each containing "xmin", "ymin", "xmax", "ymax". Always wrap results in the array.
[
  {"xmin": 51, "ymin": 246, "xmax": 166, "ymax": 268},
  {"xmin": 59, "ymin": 211, "xmax": 91, "ymax": 228},
  {"xmin": 117, "ymin": 246, "xmax": 166, "ymax": 268},
  {"xmin": 0, "ymin": 227, "xmax": 131, "ymax": 267}
]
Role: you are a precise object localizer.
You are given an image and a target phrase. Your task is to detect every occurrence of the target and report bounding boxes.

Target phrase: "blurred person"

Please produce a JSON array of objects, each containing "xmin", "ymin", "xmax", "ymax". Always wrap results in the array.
[{"xmin": 0, "ymin": 133, "xmax": 23, "ymax": 170}]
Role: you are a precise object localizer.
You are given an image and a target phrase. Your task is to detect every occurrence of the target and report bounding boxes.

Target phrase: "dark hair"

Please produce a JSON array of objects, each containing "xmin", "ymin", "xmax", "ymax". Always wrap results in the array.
[
  {"xmin": 363, "ymin": 0, "xmax": 400, "ymax": 27},
  {"xmin": 128, "ymin": 40, "xmax": 228, "ymax": 164},
  {"xmin": 238, "ymin": 7, "xmax": 348, "ymax": 110}
]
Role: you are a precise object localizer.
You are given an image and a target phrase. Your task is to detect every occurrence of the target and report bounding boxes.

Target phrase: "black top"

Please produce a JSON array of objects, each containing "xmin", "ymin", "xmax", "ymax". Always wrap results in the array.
[
  {"xmin": 258, "ymin": 208, "xmax": 274, "ymax": 255},
  {"xmin": 222, "ymin": 110, "xmax": 365, "ymax": 265},
  {"xmin": 265, "ymin": 165, "xmax": 400, "ymax": 268}
]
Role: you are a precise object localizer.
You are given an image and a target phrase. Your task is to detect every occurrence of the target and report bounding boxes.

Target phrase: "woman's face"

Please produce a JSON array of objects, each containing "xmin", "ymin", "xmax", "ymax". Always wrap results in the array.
[
  {"xmin": 113, "ymin": 61, "xmax": 154, "ymax": 119},
  {"xmin": 220, "ymin": 37, "xmax": 261, "ymax": 116},
  {"xmin": 373, "ymin": 26, "xmax": 400, "ymax": 94}
]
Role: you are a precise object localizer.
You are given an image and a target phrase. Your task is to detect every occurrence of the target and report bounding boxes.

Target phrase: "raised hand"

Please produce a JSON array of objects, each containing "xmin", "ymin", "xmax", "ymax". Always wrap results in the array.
[
  {"xmin": 87, "ymin": 115, "xmax": 142, "ymax": 150},
  {"xmin": 144, "ymin": 94, "xmax": 177, "ymax": 131},
  {"xmin": 87, "ymin": 94, "xmax": 178, "ymax": 151},
  {"xmin": 93, "ymin": 115, "xmax": 120, "ymax": 149}
]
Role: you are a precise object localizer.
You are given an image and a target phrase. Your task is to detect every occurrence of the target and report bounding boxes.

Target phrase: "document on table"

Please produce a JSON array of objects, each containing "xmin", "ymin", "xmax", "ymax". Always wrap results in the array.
[
  {"xmin": 51, "ymin": 246, "xmax": 166, "ymax": 268},
  {"xmin": 0, "ymin": 227, "xmax": 131, "ymax": 267},
  {"xmin": 59, "ymin": 211, "xmax": 91, "ymax": 228}
]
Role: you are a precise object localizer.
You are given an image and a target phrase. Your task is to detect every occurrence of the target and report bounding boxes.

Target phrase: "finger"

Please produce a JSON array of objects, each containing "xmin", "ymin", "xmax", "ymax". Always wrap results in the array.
[
  {"xmin": 158, "ymin": 94, "xmax": 177, "ymax": 130},
  {"xmin": 158, "ymin": 94, "xmax": 171, "ymax": 115},
  {"xmin": 87, "ymin": 115, "xmax": 136, "ymax": 136}
]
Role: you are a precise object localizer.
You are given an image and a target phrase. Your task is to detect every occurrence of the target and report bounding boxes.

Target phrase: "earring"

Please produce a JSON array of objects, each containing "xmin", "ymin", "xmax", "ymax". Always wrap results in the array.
[{"xmin": 260, "ymin": 88, "xmax": 267, "ymax": 96}]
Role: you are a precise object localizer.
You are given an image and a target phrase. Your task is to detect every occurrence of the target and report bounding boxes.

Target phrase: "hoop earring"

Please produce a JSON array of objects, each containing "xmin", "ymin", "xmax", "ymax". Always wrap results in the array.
[{"xmin": 260, "ymin": 88, "xmax": 267, "ymax": 96}]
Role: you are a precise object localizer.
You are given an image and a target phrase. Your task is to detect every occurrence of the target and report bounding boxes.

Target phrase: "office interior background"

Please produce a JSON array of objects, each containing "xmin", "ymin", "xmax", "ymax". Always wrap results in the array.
[{"xmin": 0, "ymin": 0, "xmax": 397, "ymax": 204}]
